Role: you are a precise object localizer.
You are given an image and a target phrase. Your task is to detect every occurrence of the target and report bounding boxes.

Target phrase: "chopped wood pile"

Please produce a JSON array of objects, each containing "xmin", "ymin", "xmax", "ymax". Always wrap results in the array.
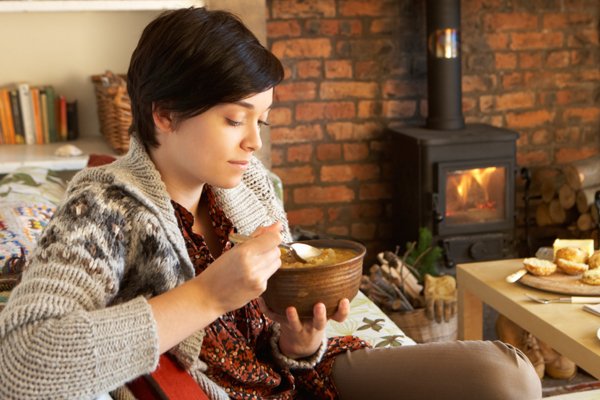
[{"xmin": 531, "ymin": 155, "xmax": 600, "ymax": 233}]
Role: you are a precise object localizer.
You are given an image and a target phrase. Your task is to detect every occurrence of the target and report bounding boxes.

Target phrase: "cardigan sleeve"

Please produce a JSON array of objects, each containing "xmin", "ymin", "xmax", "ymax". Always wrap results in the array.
[{"xmin": 0, "ymin": 182, "xmax": 160, "ymax": 400}]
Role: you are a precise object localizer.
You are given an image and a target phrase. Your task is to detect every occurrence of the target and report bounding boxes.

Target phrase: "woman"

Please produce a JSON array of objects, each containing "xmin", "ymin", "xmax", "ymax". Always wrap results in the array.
[{"xmin": 0, "ymin": 7, "xmax": 541, "ymax": 400}]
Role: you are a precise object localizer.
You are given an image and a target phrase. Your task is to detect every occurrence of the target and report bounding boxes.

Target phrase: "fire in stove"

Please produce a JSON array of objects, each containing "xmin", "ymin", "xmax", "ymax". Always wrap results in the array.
[{"xmin": 446, "ymin": 166, "xmax": 506, "ymax": 225}]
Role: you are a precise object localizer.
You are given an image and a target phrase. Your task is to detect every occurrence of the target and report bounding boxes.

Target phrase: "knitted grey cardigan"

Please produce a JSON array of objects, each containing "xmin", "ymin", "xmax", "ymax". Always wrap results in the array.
[{"xmin": 0, "ymin": 135, "xmax": 291, "ymax": 400}]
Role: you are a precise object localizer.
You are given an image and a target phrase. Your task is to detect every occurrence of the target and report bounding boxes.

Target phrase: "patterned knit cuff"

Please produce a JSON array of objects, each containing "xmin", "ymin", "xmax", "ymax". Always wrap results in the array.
[{"xmin": 269, "ymin": 323, "xmax": 328, "ymax": 370}]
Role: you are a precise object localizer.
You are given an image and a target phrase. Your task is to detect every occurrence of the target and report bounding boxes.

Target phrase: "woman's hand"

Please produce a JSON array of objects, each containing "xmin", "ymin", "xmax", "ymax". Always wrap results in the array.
[
  {"xmin": 259, "ymin": 298, "xmax": 350, "ymax": 359},
  {"xmin": 197, "ymin": 223, "xmax": 283, "ymax": 315}
]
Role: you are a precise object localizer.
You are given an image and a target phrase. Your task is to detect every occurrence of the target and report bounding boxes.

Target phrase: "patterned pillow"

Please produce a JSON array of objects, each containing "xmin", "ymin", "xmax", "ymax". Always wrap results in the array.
[{"xmin": 0, "ymin": 167, "xmax": 67, "ymax": 271}]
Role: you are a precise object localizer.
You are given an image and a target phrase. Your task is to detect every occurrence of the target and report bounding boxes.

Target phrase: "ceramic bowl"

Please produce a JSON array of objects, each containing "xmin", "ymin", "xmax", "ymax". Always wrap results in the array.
[{"xmin": 262, "ymin": 239, "xmax": 366, "ymax": 319}]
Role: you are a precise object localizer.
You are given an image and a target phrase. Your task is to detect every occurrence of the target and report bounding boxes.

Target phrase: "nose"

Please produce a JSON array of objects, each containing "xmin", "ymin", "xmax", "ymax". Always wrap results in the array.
[{"xmin": 242, "ymin": 123, "xmax": 262, "ymax": 153}]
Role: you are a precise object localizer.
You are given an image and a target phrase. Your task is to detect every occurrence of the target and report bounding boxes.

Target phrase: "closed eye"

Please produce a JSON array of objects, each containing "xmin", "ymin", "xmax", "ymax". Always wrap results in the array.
[
  {"xmin": 226, "ymin": 118, "xmax": 242, "ymax": 127},
  {"xmin": 258, "ymin": 120, "xmax": 270, "ymax": 127}
]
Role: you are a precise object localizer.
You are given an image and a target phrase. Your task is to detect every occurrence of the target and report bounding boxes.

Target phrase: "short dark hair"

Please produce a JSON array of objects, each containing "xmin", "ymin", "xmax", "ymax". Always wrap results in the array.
[{"xmin": 127, "ymin": 7, "xmax": 284, "ymax": 148}]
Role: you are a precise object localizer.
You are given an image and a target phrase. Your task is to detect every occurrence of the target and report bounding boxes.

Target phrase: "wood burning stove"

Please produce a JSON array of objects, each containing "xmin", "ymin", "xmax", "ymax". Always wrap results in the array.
[{"xmin": 388, "ymin": 0, "xmax": 519, "ymax": 268}]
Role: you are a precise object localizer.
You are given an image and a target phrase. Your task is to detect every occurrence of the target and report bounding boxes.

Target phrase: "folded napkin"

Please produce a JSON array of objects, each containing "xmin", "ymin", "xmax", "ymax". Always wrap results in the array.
[{"xmin": 583, "ymin": 303, "xmax": 600, "ymax": 317}]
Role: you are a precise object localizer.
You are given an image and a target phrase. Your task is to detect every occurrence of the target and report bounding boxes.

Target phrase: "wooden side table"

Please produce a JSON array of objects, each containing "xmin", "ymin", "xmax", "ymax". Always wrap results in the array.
[{"xmin": 457, "ymin": 259, "xmax": 600, "ymax": 380}]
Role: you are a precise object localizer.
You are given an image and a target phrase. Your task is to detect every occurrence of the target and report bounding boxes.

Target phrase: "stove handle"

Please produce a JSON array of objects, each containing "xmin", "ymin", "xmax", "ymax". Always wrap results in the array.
[{"xmin": 432, "ymin": 193, "xmax": 444, "ymax": 222}]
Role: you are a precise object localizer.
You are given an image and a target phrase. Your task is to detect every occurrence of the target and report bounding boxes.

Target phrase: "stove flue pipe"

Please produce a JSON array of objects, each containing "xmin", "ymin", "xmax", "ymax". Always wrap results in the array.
[{"xmin": 425, "ymin": 0, "xmax": 465, "ymax": 130}]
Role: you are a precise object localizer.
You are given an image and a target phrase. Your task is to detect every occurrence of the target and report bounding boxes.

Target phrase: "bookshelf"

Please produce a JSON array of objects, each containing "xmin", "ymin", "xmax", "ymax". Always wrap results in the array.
[{"xmin": 0, "ymin": 0, "xmax": 271, "ymax": 172}]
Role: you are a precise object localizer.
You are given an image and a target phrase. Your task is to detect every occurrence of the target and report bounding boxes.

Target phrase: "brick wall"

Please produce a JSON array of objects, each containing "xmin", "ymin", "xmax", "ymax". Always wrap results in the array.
[{"xmin": 266, "ymin": 0, "xmax": 599, "ymax": 258}]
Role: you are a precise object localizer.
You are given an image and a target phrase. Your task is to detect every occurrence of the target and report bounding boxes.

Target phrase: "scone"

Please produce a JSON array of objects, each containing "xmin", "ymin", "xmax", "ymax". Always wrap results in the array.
[
  {"xmin": 523, "ymin": 257, "xmax": 557, "ymax": 276},
  {"xmin": 556, "ymin": 258, "xmax": 589, "ymax": 275},
  {"xmin": 555, "ymin": 246, "xmax": 588, "ymax": 264},
  {"xmin": 588, "ymin": 251, "xmax": 600, "ymax": 270},
  {"xmin": 581, "ymin": 268, "xmax": 600, "ymax": 285}
]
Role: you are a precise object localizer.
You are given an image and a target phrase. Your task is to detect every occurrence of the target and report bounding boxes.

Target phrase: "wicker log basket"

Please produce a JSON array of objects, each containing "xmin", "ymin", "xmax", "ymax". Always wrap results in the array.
[{"xmin": 91, "ymin": 71, "xmax": 132, "ymax": 154}]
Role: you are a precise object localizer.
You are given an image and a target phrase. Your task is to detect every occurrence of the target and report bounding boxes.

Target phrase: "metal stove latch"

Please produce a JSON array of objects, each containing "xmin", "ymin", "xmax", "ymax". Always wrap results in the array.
[{"xmin": 432, "ymin": 193, "xmax": 444, "ymax": 222}]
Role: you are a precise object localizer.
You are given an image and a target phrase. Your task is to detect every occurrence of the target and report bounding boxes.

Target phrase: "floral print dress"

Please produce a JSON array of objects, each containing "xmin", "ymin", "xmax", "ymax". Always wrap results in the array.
[{"xmin": 172, "ymin": 186, "xmax": 368, "ymax": 399}]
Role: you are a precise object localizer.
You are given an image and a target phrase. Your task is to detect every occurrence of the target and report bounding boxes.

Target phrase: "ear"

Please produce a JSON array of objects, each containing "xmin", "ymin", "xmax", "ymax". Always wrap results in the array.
[{"xmin": 152, "ymin": 103, "xmax": 174, "ymax": 134}]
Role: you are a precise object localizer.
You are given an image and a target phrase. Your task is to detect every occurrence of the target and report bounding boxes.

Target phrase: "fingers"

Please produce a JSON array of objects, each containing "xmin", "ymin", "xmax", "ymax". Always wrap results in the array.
[
  {"xmin": 434, "ymin": 299, "xmax": 443, "ymax": 323},
  {"xmin": 425, "ymin": 298, "xmax": 435, "ymax": 320},
  {"xmin": 250, "ymin": 221, "xmax": 283, "ymax": 238},
  {"xmin": 311, "ymin": 303, "xmax": 328, "ymax": 331},
  {"xmin": 329, "ymin": 298, "xmax": 350, "ymax": 323}
]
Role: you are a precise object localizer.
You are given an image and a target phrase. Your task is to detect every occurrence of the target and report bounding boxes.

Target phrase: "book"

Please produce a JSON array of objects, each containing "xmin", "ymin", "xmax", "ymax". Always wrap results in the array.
[
  {"xmin": 40, "ymin": 89, "xmax": 50, "ymax": 144},
  {"xmin": 17, "ymin": 82, "xmax": 36, "ymax": 145},
  {"xmin": 30, "ymin": 87, "xmax": 44, "ymax": 144},
  {"xmin": 44, "ymin": 86, "xmax": 58, "ymax": 142},
  {"xmin": 57, "ymin": 95, "xmax": 67, "ymax": 141},
  {"xmin": 66, "ymin": 100, "xmax": 79, "ymax": 140},
  {"xmin": 9, "ymin": 89, "xmax": 25, "ymax": 144},
  {"xmin": 0, "ymin": 89, "xmax": 16, "ymax": 144}
]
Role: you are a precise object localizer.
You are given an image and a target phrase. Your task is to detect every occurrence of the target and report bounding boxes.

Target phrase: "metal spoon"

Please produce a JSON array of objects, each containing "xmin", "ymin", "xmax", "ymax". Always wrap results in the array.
[{"xmin": 229, "ymin": 232, "xmax": 322, "ymax": 263}]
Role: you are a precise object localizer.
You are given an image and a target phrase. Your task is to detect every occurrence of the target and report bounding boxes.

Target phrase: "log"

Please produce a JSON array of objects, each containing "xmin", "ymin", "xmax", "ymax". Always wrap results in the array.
[
  {"xmin": 562, "ymin": 155, "xmax": 600, "ymax": 191},
  {"xmin": 558, "ymin": 183, "xmax": 576, "ymax": 210},
  {"xmin": 592, "ymin": 206, "xmax": 599, "ymax": 225},
  {"xmin": 576, "ymin": 185, "xmax": 600, "ymax": 214},
  {"xmin": 535, "ymin": 203, "xmax": 553, "ymax": 226},
  {"xmin": 577, "ymin": 213, "xmax": 594, "ymax": 232},
  {"xmin": 530, "ymin": 167, "xmax": 563, "ymax": 203},
  {"xmin": 549, "ymin": 199, "xmax": 566, "ymax": 224}
]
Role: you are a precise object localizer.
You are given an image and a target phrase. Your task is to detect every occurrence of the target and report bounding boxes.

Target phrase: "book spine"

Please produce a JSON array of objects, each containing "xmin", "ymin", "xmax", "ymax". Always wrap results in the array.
[
  {"xmin": 57, "ymin": 95, "xmax": 67, "ymax": 141},
  {"xmin": 9, "ymin": 89, "xmax": 25, "ymax": 144},
  {"xmin": 40, "ymin": 90, "xmax": 50, "ymax": 144},
  {"xmin": 0, "ymin": 92, "xmax": 6, "ymax": 145},
  {"xmin": 17, "ymin": 83, "xmax": 36, "ymax": 145},
  {"xmin": 66, "ymin": 100, "xmax": 79, "ymax": 140},
  {"xmin": 45, "ymin": 86, "xmax": 57, "ymax": 142},
  {"xmin": 0, "ymin": 89, "xmax": 16, "ymax": 144},
  {"xmin": 30, "ymin": 87, "xmax": 44, "ymax": 144}
]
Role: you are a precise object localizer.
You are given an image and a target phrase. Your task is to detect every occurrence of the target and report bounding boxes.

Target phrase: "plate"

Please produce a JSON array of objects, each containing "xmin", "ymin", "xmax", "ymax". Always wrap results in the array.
[
  {"xmin": 518, "ymin": 272, "xmax": 600, "ymax": 296},
  {"xmin": 597, "ymin": 327, "xmax": 600, "ymax": 341}
]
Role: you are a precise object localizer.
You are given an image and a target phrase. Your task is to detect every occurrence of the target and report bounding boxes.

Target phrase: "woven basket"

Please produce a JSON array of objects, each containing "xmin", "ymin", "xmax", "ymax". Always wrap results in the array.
[
  {"xmin": 91, "ymin": 72, "xmax": 132, "ymax": 154},
  {"xmin": 387, "ymin": 308, "xmax": 457, "ymax": 344}
]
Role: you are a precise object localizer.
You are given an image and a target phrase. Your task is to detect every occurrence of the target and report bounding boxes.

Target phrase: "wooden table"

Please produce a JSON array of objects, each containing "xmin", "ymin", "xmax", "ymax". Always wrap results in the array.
[{"xmin": 457, "ymin": 259, "xmax": 600, "ymax": 379}]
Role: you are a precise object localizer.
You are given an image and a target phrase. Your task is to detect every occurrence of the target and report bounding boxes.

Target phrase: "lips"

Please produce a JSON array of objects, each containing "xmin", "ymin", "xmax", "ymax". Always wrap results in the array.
[{"xmin": 229, "ymin": 160, "xmax": 250, "ymax": 170}]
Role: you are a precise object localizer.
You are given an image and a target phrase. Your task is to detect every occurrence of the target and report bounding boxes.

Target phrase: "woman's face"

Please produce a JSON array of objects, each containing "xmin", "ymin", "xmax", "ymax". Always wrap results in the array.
[{"xmin": 156, "ymin": 88, "xmax": 273, "ymax": 190}]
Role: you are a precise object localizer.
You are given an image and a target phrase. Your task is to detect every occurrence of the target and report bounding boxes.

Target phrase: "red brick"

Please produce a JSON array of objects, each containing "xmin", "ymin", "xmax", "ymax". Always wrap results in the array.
[
  {"xmin": 462, "ymin": 97, "xmax": 477, "ymax": 113},
  {"xmin": 359, "ymin": 183, "xmax": 393, "ymax": 200},
  {"xmin": 543, "ymin": 13, "xmax": 594, "ymax": 29},
  {"xmin": 516, "ymin": 150, "xmax": 551, "ymax": 167},
  {"xmin": 305, "ymin": 19, "xmax": 363, "ymax": 37},
  {"xmin": 382, "ymin": 100, "xmax": 417, "ymax": 118},
  {"xmin": 286, "ymin": 207, "xmax": 325, "ymax": 226},
  {"xmin": 555, "ymin": 89, "xmax": 594, "ymax": 105},
  {"xmin": 519, "ymin": 52, "xmax": 544, "ymax": 69},
  {"xmin": 297, "ymin": 60, "xmax": 322, "ymax": 79},
  {"xmin": 479, "ymin": 95, "xmax": 494, "ymax": 112},
  {"xmin": 351, "ymin": 222, "xmax": 377, "ymax": 240},
  {"xmin": 287, "ymin": 144, "xmax": 313, "ymax": 163},
  {"xmin": 501, "ymin": 72, "xmax": 524, "ymax": 89},
  {"xmin": 523, "ymin": 71, "xmax": 572, "ymax": 89},
  {"xmin": 563, "ymin": 107, "xmax": 600, "ymax": 123},
  {"xmin": 343, "ymin": 142, "xmax": 370, "ymax": 161},
  {"xmin": 296, "ymin": 102, "xmax": 355, "ymax": 121},
  {"xmin": 327, "ymin": 122, "xmax": 382, "ymax": 141},
  {"xmin": 506, "ymin": 110, "xmax": 554, "ymax": 128},
  {"xmin": 555, "ymin": 147, "xmax": 599, "ymax": 164},
  {"xmin": 293, "ymin": 185, "xmax": 355, "ymax": 204},
  {"xmin": 271, "ymin": 124, "xmax": 323, "ymax": 143},
  {"xmin": 267, "ymin": 20, "xmax": 301, "ymax": 38},
  {"xmin": 462, "ymin": 75, "xmax": 494, "ymax": 93},
  {"xmin": 325, "ymin": 60, "xmax": 353, "ymax": 79},
  {"xmin": 555, "ymin": 127, "xmax": 581, "ymax": 144},
  {"xmin": 510, "ymin": 32, "xmax": 564, "ymax": 50},
  {"xmin": 382, "ymin": 80, "xmax": 422, "ymax": 98},
  {"xmin": 495, "ymin": 92, "xmax": 536, "ymax": 111},
  {"xmin": 269, "ymin": 107, "xmax": 292, "ymax": 126},
  {"xmin": 271, "ymin": 0, "xmax": 336, "ymax": 18},
  {"xmin": 272, "ymin": 166, "xmax": 315, "ymax": 185},
  {"xmin": 326, "ymin": 226, "xmax": 349, "ymax": 236},
  {"xmin": 271, "ymin": 147, "xmax": 284, "ymax": 166},
  {"xmin": 317, "ymin": 143, "xmax": 342, "ymax": 161},
  {"xmin": 320, "ymin": 81, "xmax": 378, "ymax": 99},
  {"xmin": 272, "ymin": 38, "xmax": 332, "ymax": 59},
  {"xmin": 355, "ymin": 61, "xmax": 382, "ymax": 79},
  {"xmin": 483, "ymin": 13, "xmax": 538, "ymax": 31},
  {"xmin": 370, "ymin": 18, "xmax": 395, "ymax": 34},
  {"xmin": 339, "ymin": 1, "xmax": 396, "ymax": 17},
  {"xmin": 485, "ymin": 33, "xmax": 510, "ymax": 50},
  {"xmin": 274, "ymin": 82, "xmax": 317, "ymax": 102},
  {"xmin": 568, "ymin": 29, "xmax": 599, "ymax": 47},
  {"xmin": 336, "ymin": 39, "xmax": 394, "ymax": 59},
  {"xmin": 495, "ymin": 53, "xmax": 517, "ymax": 69},
  {"xmin": 531, "ymin": 129, "xmax": 551, "ymax": 145},
  {"xmin": 321, "ymin": 164, "xmax": 380, "ymax": 182},
  {"xmin": 357, "ymin": 100, "xmax": 382, "ymax": 118},
  {"xmin": 546, "ymin": 51, "xmax": 570, "ymax": 68},
  {"xmin": 327, "ymin": 203, "xmax": 383, "ymax": 221}
]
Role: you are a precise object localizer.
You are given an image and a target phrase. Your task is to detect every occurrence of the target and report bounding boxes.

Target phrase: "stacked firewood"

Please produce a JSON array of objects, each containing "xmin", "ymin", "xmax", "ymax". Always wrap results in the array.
[
  {"xmin": 360, "ymin": 249, "xmax": 425, "ymax": 312},
  {"xmin": 532, "ymin": 154, "xmax": 600, "ymax": 233}
]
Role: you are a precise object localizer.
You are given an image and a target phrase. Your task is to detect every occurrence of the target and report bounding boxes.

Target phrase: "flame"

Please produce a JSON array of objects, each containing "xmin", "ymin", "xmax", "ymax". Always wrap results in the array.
[{"xmin": 448, "ymin": 167, "xmax": 498, "ymax": 213}]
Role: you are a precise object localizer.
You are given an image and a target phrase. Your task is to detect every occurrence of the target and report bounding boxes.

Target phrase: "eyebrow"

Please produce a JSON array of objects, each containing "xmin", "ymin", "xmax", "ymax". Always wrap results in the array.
[{"xmin": 233, "ymin": 100, "xmax": 272, "ymax": 112}]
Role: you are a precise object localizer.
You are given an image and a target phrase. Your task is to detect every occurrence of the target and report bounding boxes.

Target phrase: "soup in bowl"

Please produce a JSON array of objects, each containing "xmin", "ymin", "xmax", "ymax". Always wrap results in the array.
[{"xmin": 262, "ymin": 239, "xmax": 366, "ymax": 319}]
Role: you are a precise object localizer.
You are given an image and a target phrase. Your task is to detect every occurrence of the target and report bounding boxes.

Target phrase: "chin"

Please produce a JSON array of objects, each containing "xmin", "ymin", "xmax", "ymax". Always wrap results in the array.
[{"xmin": 215, "ymin": 177, "xmax": 243, "ymax": 189}]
